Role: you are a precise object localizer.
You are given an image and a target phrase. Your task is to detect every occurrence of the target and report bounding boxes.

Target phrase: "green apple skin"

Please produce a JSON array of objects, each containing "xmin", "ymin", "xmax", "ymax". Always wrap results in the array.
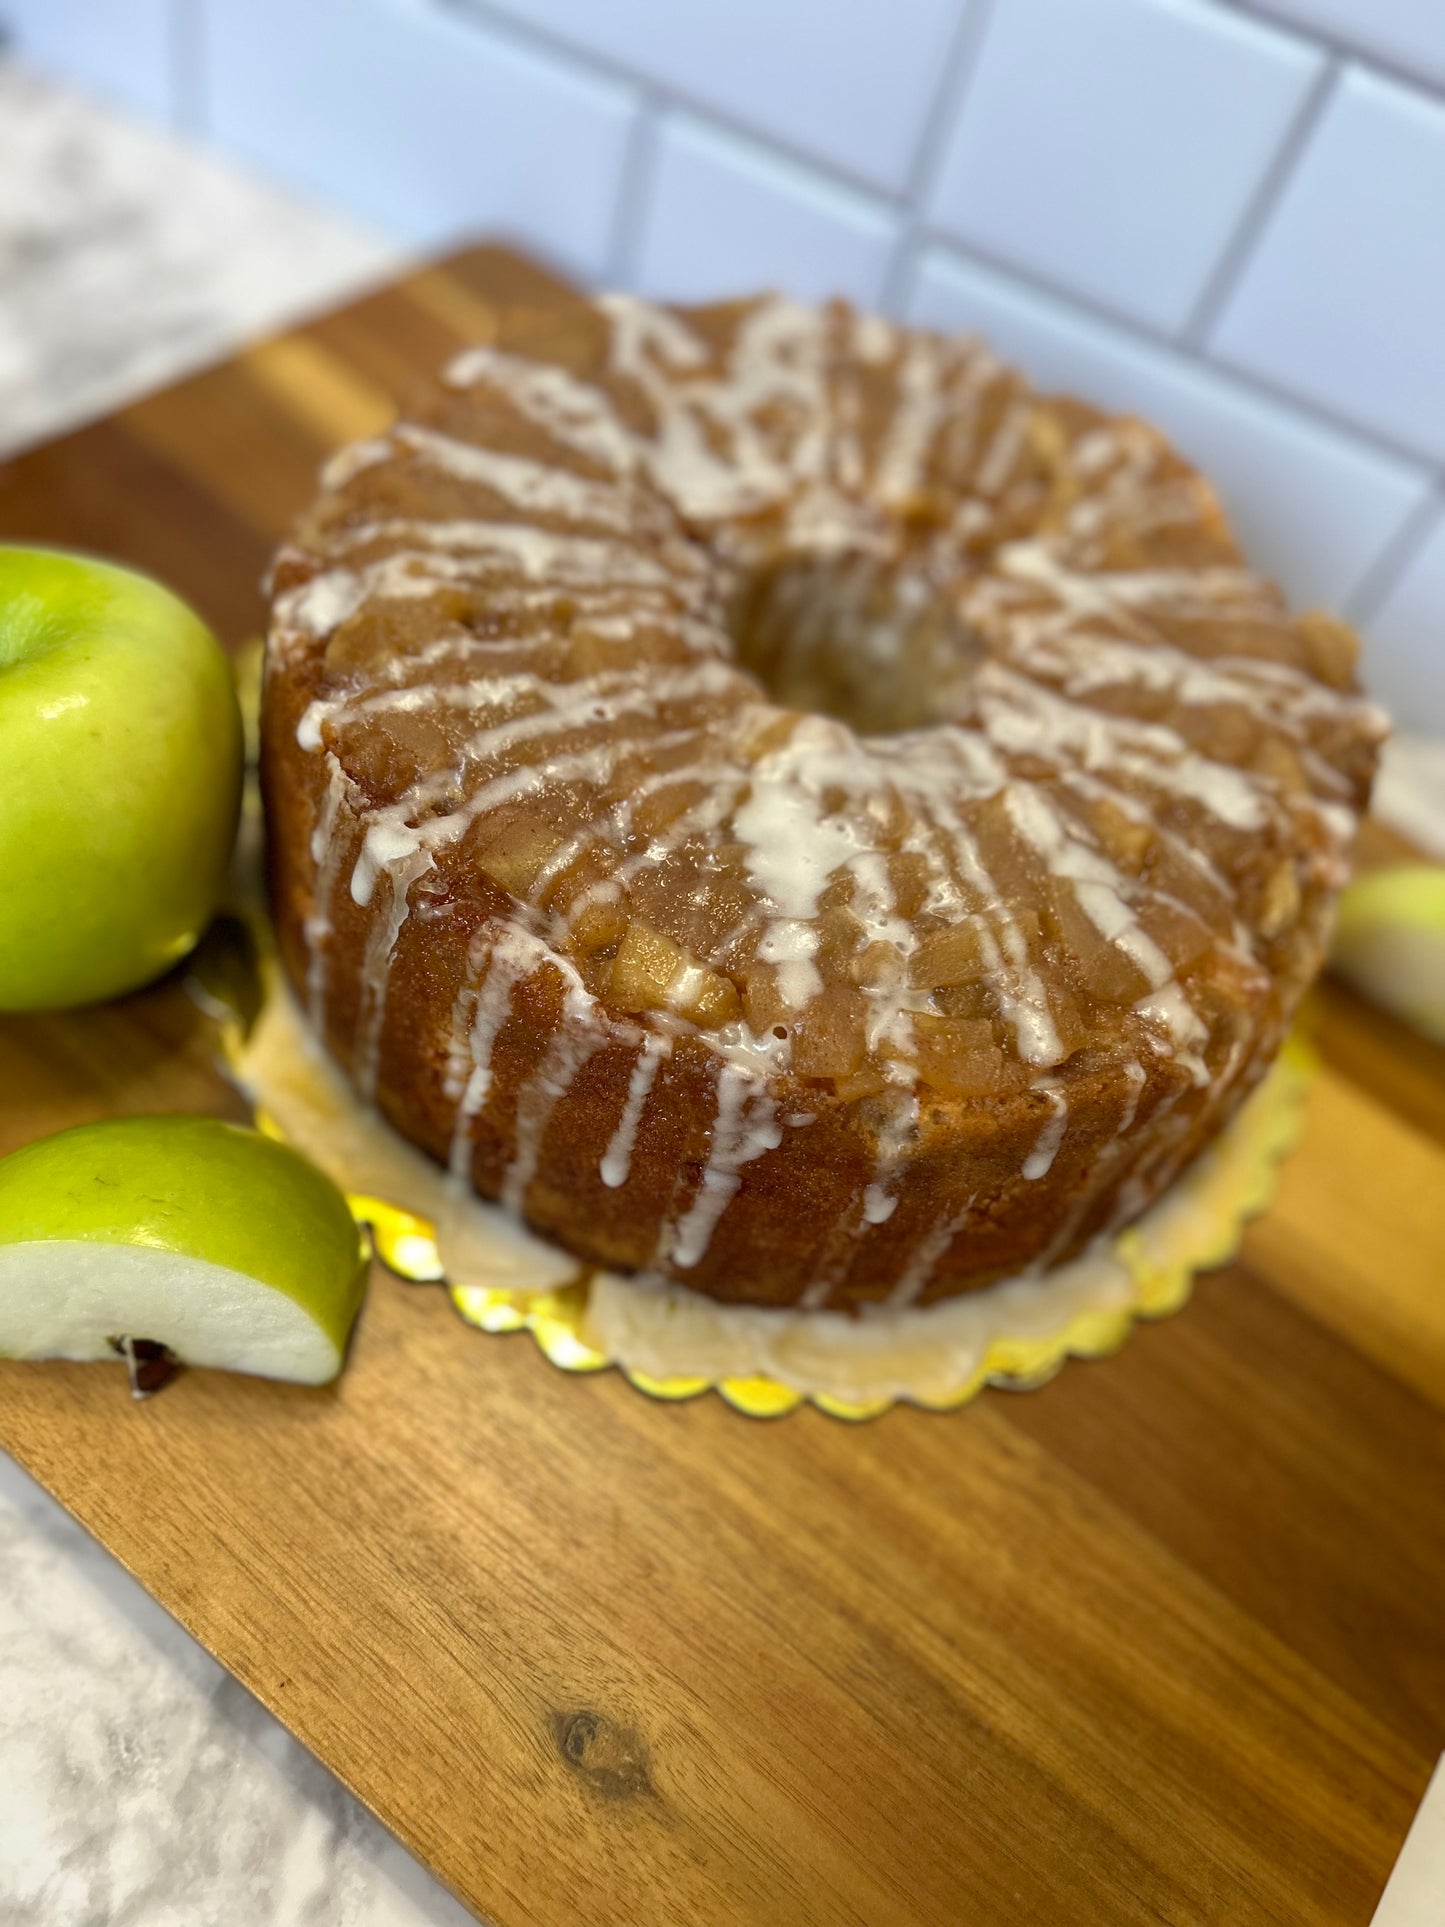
[
  {"xmin": 0, "ymin": 1116, "xmax": 368, "ymax": 1377},
  {"xmin": 1332, "ymin": 865, "xmax": 1445, "ymax": 1044},
  {"xmin": 0, "ymin": 546, "xmax": 244, "ymax": 1010}
]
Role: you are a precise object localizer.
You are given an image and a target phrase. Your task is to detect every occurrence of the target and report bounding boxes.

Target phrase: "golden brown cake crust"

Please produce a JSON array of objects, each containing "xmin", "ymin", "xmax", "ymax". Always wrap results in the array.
[{"xmin": 261, "ymin": 288, "xmax": 1382, "ymax": 1310}]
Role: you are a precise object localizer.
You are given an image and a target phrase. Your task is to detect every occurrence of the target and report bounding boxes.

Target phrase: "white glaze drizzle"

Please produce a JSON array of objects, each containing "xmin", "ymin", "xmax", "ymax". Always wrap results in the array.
[
  {"xmin": 1117, "ymin": 1058, "xmax": 1148, "ymax": 1135},
  {"xmin": 500, "ymin": 988, "xmax": 607, "ymax": 1215},
  {"xmin": 887, "ymin": 1202, "xmax": 975, "ymax": 1310},
  {"xmin": 351, "ymin": 844, "xmax": 433, "ymax": 1103},
  {"xmin": 1022, "ymin": 1084, "xmax": 1070, "ymax": 1182},
  {"xmin": 863, "ymin": 1184, "xmax": 899, "ymax": 1224},
  {"xmin": 663, "ymin": 1065, "xmax": 782, "ymax": 1270},
  {"xmin": 303, "ymin": 752, "xmax": 350, "ymax": 1034},
  {"xmin": 447, "ymin": 929, "xmax": 536, "ymax": 1181},
  {"xmin": 600, "ymin": 1031, "xmax": 671, "ymax": 1189}
]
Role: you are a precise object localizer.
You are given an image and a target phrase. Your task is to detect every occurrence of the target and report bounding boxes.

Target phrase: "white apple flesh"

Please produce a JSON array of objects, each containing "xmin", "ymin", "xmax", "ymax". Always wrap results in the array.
[
  {"xmin": 0, "ymin": 1117, "xmax": 369, "ymax": 1385},
  {"xmin": 0, "ymin": 546, "xmax": 243, "ymax": 1010},
  {"xmin": 0, "ymin": 1243, "xmax": 346, "ymax": 1384}
]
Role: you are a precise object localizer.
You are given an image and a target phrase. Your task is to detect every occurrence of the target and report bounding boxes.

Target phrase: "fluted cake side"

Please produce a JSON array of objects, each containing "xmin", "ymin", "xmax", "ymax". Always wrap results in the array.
[{"xmin": 261, "ymin": 290, "xmax": 1382, "ymax": 1310}]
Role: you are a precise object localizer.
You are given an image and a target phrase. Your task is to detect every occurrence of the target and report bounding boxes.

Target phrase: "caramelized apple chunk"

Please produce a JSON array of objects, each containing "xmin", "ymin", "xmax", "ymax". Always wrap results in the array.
[
  {"xmin": 472, "ymin": 809, "xmax": 568, "ymax": 894},
  {"xmin": 912, "ymin": 1014, "xmax": 1025, "ymax": 1097},
  {"xmin": 791, "ymin": 984, "xmax": 868, "ymax": 1079},
  {"xmin": 609, "ymin": 922, "xmax": 741, "ymax": 1028},
  {"xmin": 909, "ymin": 919, "xmax": 989, "ymax": 990}
]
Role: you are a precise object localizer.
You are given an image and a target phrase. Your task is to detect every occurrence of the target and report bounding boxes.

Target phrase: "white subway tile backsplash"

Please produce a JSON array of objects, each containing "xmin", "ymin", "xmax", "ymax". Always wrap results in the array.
[
  {"xmin": 0, "ymin": 0, "xmax": 175, "ymax": 120},
  {"xmin": 1364, "ymin": 505, "xmax": 1445, "ymax": 731},
  {"xmin": 472, "ymin": 0, "xmax": 964, "ymax": 192},
  {"xmin": 908, "ymin": 244, "xmax": 1431, "ymax": 617},
  {"xmin": 924, "ymin": 0, "xmax": 1323, "ymax": 335},
  {"xmin": 201, "ymin": 0, "xmax": 635, "ymax": 273},
  {"xmin": 1211, "ymin": 66, "xmax": 1445, "ymax": 464},
  {"xmin": 1241, "ymin": 0, "xmax": 1445, "ymax": 92},
  {"xmin": 632, "ymin": 114, "xmax": 896, "ymax": 307}
]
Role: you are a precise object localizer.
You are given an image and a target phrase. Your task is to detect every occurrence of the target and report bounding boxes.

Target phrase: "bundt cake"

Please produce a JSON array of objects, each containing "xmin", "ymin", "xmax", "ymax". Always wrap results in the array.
[{"xmin": 260, "ymin": 289, "xmax": 1382, "ymax": 1311}]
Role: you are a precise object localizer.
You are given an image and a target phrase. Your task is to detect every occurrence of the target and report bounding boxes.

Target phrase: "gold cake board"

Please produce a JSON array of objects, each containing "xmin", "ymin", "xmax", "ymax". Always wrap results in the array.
[{"xmin": 223, "ymin": 949, "xmax": 1312, "ymax": 1421}]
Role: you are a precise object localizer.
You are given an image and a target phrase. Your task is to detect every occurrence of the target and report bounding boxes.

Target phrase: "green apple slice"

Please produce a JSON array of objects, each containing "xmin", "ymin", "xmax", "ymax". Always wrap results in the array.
[
  {"xmin": 1331, "ymin": 865, "xmax": 1445, "ymax": 1045},
  {"xmin": 0, "ymin": 1116, "xmax": 368, "ymax": 1385}
]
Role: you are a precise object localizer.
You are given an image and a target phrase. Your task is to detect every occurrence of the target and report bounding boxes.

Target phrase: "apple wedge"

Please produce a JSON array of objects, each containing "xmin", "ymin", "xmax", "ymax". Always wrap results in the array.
[
  {"xmin": 0, "ymin": 1117, "xmax": 368, "ymax": 1386},
  {"xmin": 1331, "ymin": 865, "xmax": 1445, "ymax": 1045}
]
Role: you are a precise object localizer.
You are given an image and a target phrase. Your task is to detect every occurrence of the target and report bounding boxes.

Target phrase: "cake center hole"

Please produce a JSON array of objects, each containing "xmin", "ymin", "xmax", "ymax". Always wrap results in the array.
[{"xmin": 729, "ymin": 559, "xmax": 985, "ymax": 736}]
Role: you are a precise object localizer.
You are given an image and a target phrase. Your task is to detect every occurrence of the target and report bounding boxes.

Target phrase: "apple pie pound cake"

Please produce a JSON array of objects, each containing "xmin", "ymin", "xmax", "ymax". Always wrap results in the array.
[{"xmin": 260, "ymin": 291, "xmax": 1382, "ymax": 1311}]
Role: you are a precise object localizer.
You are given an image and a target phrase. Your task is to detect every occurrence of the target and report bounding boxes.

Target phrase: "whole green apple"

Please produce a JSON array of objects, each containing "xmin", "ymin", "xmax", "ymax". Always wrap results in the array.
[{"xmin": 0, "ymin": 546, "xmax": 243, "ymax": 1009}]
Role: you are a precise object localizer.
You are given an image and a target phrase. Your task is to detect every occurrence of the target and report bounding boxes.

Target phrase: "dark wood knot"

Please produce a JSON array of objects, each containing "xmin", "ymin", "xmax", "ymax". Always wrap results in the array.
[{"xmin": 552, "ymin": 1709, "xmax": 653, "ymax": 1801}]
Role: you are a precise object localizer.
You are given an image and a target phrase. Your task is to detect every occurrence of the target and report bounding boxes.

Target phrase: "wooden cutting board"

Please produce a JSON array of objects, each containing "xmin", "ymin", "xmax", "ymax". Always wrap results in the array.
[{"xmin": 2, "ymin": 246, "xmax": 1444, "ymax": 1927}]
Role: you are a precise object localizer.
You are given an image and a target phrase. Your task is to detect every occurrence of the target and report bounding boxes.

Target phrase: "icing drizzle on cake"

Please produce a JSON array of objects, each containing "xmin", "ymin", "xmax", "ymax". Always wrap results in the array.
[{"xmin": 266, "ymin": 291, "xmax": 1382, "ymax": 1306}]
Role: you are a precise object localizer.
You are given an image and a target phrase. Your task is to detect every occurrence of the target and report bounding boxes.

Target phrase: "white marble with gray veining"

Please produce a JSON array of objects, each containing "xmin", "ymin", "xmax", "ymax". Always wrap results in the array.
[
  {"xmin": 0, "ymin": 62, "xmax": 396, "ymax": 459},
  {"xmin": 0, "ymin": 61, "xmax": 477, "ymax": 1927},
  {"xmin": 0, "ymin": 1454, "xmax": 477, "ymax": 1927}
]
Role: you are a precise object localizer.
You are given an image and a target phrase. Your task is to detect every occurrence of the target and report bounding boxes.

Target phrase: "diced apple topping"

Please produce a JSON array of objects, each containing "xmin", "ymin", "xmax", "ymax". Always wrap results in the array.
[
  {"xmin": 1043, "ymin": 880, "xmax": 1152, "ymax": 1005},
  {"xmin": 473, "ymin": 811, "xmax": 568, "ymax": 894},
  {"xmin": 912, "ymin": 1014, "xmax": 1024, "ymax": 1097},
  {"xmin": 1088, "ymin": 795, "xmax": 1155, "ymax": 875},
  {"xmin": 1188, "ymin": 704, "xmax": 1257, "ymax": 767},
  {"xmin": 742, "ymin": 966, "xmax": 793, "ymax": 1036},
  {"xmin": 1253, "ymin": 735, "xmax": 1307, "ymax": 793},
  {"xmin": 1139, "ymin": 898, "xmax": 1214, "ymax": 972},
  {"xmin": 632, "ymin": 779, "xmax": 710, "ymax": 839},
  {"xmin": 1297, "ymin": 609, "xmax": 1360, "ymax": 690},
  {"xmin": 932, "ymin": 979, "xmax": 996, "ymax": 1022},
  {"xmin": 887, "ymin": 851, "xmax": 932, "ymax": 919},
  {"xmin": 1045, "ymin": 980, "xmax": 1092, "ymax": 1058},
  {"xmin": 609, "ymin": 921, "xmax": 740, "ymax": 1028},
  {"xmin": 832, "ymin": 1065, "xmax": 894, "ymax": 1101},
  {"xmin": 790, "ymin": 984, "xmax": 867, "ymax": 1078},
  {"xmin": 851, "ymin": 940, "xmax": 906, "ymax": 991},
  {"xmin": 1025, "ymin": 406, "xmax": 1068, "ymax": 467},
  {"xmin": 568, "ymin": 884, "xmax": 630, "ymax": 955},
  {"xmin": 1257, "ymin": 861, "xmax": 1302, "ymax": 940},
  {"xmin": 909, "ymin": 919, "xmax": 989, "ymax": 990}
]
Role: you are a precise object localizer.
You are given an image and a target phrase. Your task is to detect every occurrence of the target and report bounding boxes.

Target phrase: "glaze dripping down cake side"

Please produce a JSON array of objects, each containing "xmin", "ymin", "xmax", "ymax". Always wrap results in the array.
[{"xmin": 260, "ymin": 288, "xmax": 1383, "ymax": 1311}]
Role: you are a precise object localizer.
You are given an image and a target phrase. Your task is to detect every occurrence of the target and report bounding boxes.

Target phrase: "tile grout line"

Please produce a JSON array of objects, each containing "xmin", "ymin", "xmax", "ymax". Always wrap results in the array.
[
  {"xmin": 913, "ymin": 224, "xmax": 1443, "ymax": 481},
  {"xmin": 606, "ymin": 90, "xmax": 663, "ymax": 290},
  {"xmin": 171, "ymin": 0, "xmax": 1445, "ymax": 508},
  {"xmin": 1344, "ymin": 486, "xmax": 1444, "ymax": 626},
  {"xmin": 436, "ymin": 0, "xmax": 914, "ymax": 210},
  {"xmin": 399, "ymin": 0, "xmax": 1445, "ymax": 499},
  {"xmin": 1211, "ymin": 0, "xmax": 1445, "ymax": 107},
  {"xmin": 880, "ymin": 0, "xmax": 997, "ymax": 314},
  {"xmin": 917, "ymin": 225, "xmax": 1195, "ymax": 360},
  {"xmin": 431, "ymin": 0, "xmax": 1445, "ymax": 250},
  {"xmin": 1180, "ymin": 51, "xmax": 1340, "ymax": 351},
  {"xmin": 169, "ymin": 0, "xmax": 205, "ymax": 138}
]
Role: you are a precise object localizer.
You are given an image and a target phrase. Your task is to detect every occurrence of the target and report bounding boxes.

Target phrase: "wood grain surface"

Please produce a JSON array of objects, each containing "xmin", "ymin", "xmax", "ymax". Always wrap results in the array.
[{"xmin": 2, "ymin": 247, "xmax": 1443, "ymax": 1927}]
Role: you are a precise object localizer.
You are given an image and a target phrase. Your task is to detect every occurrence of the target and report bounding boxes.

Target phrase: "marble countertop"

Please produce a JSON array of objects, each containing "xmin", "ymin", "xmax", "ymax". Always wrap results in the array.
[
  {"xmin": 0, "ymin": 63, "xmax": 394, "ymax": 457},
  {"xmin": 0, "ymin": 61, "xmax": 476, "ymax": 1927}
]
